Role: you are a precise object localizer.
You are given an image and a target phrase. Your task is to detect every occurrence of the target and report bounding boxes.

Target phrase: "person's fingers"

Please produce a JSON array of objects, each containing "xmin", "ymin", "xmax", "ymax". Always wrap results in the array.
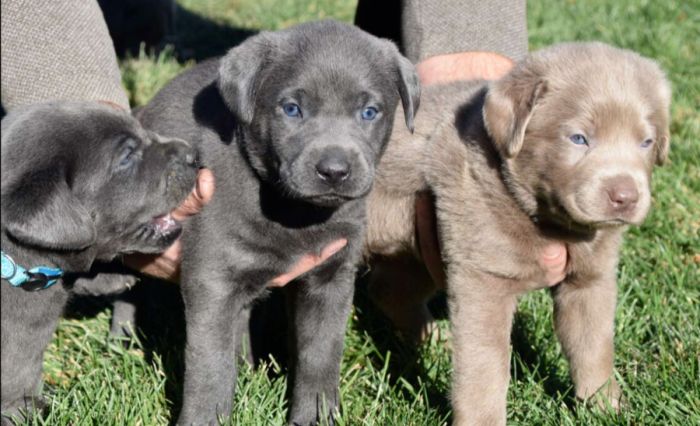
[
  {"xmin": 172, "ymin": 168, "xmax": 215, "ymax": 222},
  {"xmin": 319, "ymin": 238, "xmax": 348, "ymax": 260},
  {"xmin": 122, "ymin": 240, "xmax": 181, "ymax": 283},
  {"xmin": 268, "ymin": 238, "xmax": 348, "ymax": 288},
  {"xmin": 540, "ymin": 243, "xmax": 568, "ymax": 286}
]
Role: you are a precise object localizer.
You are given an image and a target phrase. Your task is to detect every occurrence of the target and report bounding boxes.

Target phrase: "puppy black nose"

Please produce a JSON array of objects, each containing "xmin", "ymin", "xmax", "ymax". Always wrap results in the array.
[
  {"xmin": 315, "ymin": 155, "xmax": 350, "ymax": 185},
  {"xmin": 606, "ymin": 176, "xmax": 639, "ymax": 210}
]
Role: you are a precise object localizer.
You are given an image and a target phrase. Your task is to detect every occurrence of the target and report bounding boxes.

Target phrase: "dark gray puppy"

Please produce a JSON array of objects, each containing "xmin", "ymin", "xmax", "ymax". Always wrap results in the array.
[
  {"xmin": 0, "ymin": 102, "xmax": 197, "ymax": 424},
  {"xmin": 137, "ymin": 20, "xmax": 419, "ymax": 425}
]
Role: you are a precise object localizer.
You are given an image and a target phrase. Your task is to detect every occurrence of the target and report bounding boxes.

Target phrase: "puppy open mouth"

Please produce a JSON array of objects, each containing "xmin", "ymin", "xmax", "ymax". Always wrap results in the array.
[
  {"xmin": 136, "ymin": 212, "xmax": 183, "ymax": 247},
  {"xmin": 151, "ymin": 213, "xmax": 182, "ymax": 236}
]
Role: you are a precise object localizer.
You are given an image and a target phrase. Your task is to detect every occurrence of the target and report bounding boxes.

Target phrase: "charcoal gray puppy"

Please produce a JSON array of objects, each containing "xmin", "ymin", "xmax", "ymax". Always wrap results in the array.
[
  {"xmin": 136, "ymin": 20, "xmax": 419, "ymax": 425},
  {"xmin": 0, "ymin": 102, "xmax": 197, "ymax": 424}
]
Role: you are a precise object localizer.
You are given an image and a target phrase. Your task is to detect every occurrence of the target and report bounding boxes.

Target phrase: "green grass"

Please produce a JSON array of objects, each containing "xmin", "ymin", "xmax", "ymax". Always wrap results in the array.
[{"xmin": 29, "ymin": 0, "xmax": 700, "ymax": 424}]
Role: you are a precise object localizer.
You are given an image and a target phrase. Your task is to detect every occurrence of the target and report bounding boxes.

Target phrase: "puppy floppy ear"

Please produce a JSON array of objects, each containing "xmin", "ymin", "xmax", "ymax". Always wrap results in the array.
[
  {"xmin": 654, "ymin": 126, "xmax": 670, "ymax": 166},
  {"xmin": 217, "ymin": 33, "xmax": 273, "ymax": 124},
  {"xmin": 393, "ymin": 52, "xmax": 421, "ymax": 133},
  {"xmin": 3, "ymin": 168, "xmax": 96, "ymax": 250},
  {"xmin": 651, "ymin": 80, "xmax": 672, "ymax": 166},
  {"xmin": 483, "ymin": 66, "xmax": 546, "ymax": 158}
]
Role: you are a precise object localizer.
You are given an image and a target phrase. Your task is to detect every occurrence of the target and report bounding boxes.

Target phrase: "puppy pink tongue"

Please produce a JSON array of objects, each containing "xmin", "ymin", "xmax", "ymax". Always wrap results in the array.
[{"xmin": 153, "ymin": 213, "xmax": 178, "ymax": 232}]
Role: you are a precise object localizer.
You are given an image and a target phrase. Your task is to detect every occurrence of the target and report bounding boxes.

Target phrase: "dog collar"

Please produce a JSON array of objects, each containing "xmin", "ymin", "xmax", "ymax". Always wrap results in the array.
[{"xmin": 1, "ymin": 251, "xmax": 63, "ymax": 291}]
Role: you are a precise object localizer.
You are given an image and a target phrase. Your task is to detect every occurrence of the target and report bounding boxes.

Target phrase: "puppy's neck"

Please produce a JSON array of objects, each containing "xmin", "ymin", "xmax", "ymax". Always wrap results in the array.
[
  {"xmin": 237, "ymin": 125, "xmax": 277, "ymax": 183},
  {"xmin": 258, "ymin": 181, "xmax": 349, "ymax": 228},
  {"xmin": 1, "ymin": 229, "xmax": 96, "ymax": 275},
  {"xmin": 499, "ymin": 160, "xmax": 598, "ymax": 241}
]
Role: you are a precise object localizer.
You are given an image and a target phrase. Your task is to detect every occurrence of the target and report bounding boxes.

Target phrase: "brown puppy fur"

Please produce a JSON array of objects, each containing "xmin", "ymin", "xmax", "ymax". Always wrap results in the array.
[{"xmin": 364, "ymin": 42, "xmax": 671, "ymax": 424}]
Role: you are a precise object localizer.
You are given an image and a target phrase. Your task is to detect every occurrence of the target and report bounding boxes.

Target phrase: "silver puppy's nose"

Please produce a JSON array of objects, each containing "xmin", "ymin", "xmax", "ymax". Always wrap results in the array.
[
  {"xmin": 606, "ymin": 176, "xmax": 639, "ymax": 210},
  {"xmin": 316, "ymin": 155, "xmax": 350, "ymax": 185}
]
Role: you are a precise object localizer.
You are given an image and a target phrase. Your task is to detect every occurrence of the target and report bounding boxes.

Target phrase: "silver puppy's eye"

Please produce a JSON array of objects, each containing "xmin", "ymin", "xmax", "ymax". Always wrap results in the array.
[
  {"xmin": 569, "ymin": 134, "xmax": 588, "ymax": 146},
  {"xmin": 117, "ymin": 138, "xmax": 139, "ymax": 170},
  {"xmin": 361, "ymin": 106, "xmax": 378, "ymax": 121},
  {"xmin": 282, "ymin": 102, "xmax": 302, "ymax": 118},
  {"xmin": 641, "ymin": 138, "xmax": 654, "ymax": 148}
]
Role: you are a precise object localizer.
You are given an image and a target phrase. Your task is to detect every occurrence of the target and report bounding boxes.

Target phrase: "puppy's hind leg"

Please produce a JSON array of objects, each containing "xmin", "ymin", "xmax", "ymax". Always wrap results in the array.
[
  {"xmin": 368, "ymin": 255, "xmax": 440, "ymax": 343},
  {"xmin": 286, "ymin": 262, "xmax": 356, "ymax": 426},
  {"xmin": 552, "ymin": 275, "xmax": 621, "ymax": 411}
]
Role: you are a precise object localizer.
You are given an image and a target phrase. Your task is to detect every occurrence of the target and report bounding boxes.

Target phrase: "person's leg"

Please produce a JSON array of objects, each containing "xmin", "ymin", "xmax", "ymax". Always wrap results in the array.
[
  {"xmin": 354, "ymin": 0, "xmax": 402, "ymax": 51},
  {"xmin": 355, "ymin": 0, "xmax": 527, "ymax": 84},
  {"xmin": 1, "ymin": 0, "xmax": 129, "ymax": 111},
  {"xmin": 400, "ymin": 0, "xmax": 528, "ymax": 64}
]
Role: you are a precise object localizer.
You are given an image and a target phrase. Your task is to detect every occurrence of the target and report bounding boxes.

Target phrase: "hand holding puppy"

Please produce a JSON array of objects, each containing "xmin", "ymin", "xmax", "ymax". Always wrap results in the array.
[{"xmin": 124, "ymin": 169, "xmax": 346, "ymax": 286}]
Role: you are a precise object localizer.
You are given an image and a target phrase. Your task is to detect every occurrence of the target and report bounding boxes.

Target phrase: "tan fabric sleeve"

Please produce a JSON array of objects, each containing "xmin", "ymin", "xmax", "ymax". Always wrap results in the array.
[
  {"xmin": 401, "ymin": 0, "xmax": 528, "ymax": 63},
  {"xmin": 355, "ymin": 0, "xmax": 528, "ymax": 63},
  {"xmin": 1, "ymin": 0, "xmax": 129, "ymax": 111}
]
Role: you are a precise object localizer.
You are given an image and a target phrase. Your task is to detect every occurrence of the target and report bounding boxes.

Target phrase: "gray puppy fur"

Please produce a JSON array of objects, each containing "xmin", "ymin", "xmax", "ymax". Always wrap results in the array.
[
  {"xmin": 136, "ymin": 20, "xmax": 419, "ymax": 425},
  {"xmin": 1, "ymin": 102, "xmax": 197, "ymax": 424}
]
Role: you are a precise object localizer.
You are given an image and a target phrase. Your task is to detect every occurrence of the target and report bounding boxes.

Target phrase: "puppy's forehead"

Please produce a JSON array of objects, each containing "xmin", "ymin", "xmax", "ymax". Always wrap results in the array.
[
  {"xmin": 589, "ymin": 101, "xmax": 653, "ymax": 140},
  {"xmin": 541, "ymin": 43, "xmax": 668, "ymax": 110},
  {"xmin": 535, "ymin": 45, "xmax": 666, "ymax": 138},
  {"xmin": 2, "ymin": 102, "xmax": 142, "ymax": 157},
  {"xmin": 268, "ymin": 50, "xmax": 393, "ymax": 106},
  {"xmin": 553, "ymin": 91, "xmax": 652, "ymax": 139}
]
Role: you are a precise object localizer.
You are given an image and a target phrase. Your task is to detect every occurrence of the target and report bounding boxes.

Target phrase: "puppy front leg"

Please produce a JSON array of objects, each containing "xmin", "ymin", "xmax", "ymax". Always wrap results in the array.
[
  {"xmin": 553, "ymin": 275, "xmax": 620, "ymax": 409},
  {"xmin": 1, "ymin": 286, "xmax": 67, "ymax": 423},
  {"xmin": 449, "ymin": 271, "xmax": 517, "ymax": 426},
  {"xmin": 286, "ymin": 263, "xmax": 356, "ymax": 426},
  {"xmin": 178, "ymin": 276, "xmax": 246, "ymax": 426}
]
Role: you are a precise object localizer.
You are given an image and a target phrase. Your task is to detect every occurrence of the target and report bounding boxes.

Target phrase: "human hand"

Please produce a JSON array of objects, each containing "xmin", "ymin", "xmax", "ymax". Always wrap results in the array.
[
  {"xmin": 539, "ymin": 243, "xmax": 567, "ymax": 286},
  {"xmin": 267, "ymin": 239, "xmax": 348, "ymax": 287},
  {"xmin": 123, "ymin": 167, "xmax": 347, "ymax": 286},
  {"xmin": 122, "ymin": 168, "xmax": 215, "ymax": 282},
  {"xmin": 416, "ymin": 51, "xmax": 515, "ymax": 86}
]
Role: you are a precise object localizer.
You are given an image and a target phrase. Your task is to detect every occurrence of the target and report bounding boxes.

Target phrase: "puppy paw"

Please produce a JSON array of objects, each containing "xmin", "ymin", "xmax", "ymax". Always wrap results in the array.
[
  {"xmin": 72, "ymin": 273, "xmax": 138, "ymax": 296},
  {"xmin": 581, "ymin": 378, "xmax": 623, "ymax": 413},
  {"xmin": 109, "ymin": 298, "xmax": 138, "ymax": 340},
  {"xmin": 1, "ymin": 396, "xmax": 48, "ymax": 425}
]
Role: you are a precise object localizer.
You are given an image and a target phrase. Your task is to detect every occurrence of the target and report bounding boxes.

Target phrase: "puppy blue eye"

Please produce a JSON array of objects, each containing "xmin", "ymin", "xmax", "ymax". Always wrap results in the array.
[
  {"xmin": 282, "ymin": 103, "xmax": 301, "ymax": 118},
  {"xmin": 116, "ymin": 137, "xmax": 140, "ymax": 170},
  {"xmin": 569, "ymin": 134, "xmax": 588, "ymax": 146},
  {"xmin": 641, "ymin": 138, "xmax": 654, "ymax": 148},
  {"xmin": 117, "ymin": 142, "xmax": 138, "ymax": 169},
  {"xmin": 119, "ymin": 147, "xmax": 136, "ymax": 168},
  {"xmin": 361, "ymin": 106, "xmax": 378, "ymax": 121}
]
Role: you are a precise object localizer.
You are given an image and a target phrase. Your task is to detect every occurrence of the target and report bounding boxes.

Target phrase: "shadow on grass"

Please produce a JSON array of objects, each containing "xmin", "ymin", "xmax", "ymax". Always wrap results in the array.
[
  {"xmin": 65, "ymin": 275, "xmax": 187, "ymax": 422},
  {"xmin": 171, "ymin": 5, "xmax": 256, "ymax": 61},
  {"xmin": 101, "ymin": 0, "xmax": 256, "ymax": 62},
  {"xmin": 350, "ymin": 271, "xmax": 452, "ymax": 421},
  {"xmin": 510, "ymin": 309, "xmax": 577, "ymax": 410}
]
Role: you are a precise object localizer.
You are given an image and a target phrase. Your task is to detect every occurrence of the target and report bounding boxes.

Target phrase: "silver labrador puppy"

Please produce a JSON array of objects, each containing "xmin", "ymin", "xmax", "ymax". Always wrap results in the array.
[
  {"xmin": 137, "ymin": 20, "xmax": 419, "ymax": 425},
  {"xmin": 1, "ymin": 102, "xmax": 197, "ymax": 424}
]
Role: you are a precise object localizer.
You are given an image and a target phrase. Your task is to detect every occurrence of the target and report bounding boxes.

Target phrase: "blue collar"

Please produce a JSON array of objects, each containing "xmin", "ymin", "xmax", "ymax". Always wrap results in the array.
[{"xmin": 1, "ymin": 251, "xmax": 63, "ymax": 291}]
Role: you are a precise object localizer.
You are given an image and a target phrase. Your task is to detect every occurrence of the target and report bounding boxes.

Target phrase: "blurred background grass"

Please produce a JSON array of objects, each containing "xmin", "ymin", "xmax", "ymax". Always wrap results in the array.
[{"xmin": 33, "ymin": 0, "xmax": 699, "ymax": 424}]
